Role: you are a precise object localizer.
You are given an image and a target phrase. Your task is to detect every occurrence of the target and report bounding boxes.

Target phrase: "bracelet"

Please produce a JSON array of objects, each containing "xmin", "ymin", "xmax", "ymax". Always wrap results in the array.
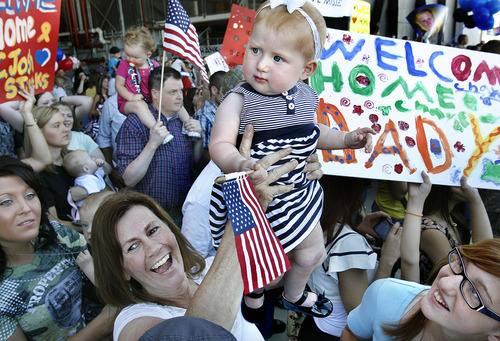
[
  {"xmin": 405, "ymin": 209, "xmax": 423, "ymax": 217},
  {"xmin": 59, "ymin": 96, "xmax": 65, "ymax": 102},
  {"xmin": 25, "ymin": 120, "xmax": 37, "ymax": 127}
]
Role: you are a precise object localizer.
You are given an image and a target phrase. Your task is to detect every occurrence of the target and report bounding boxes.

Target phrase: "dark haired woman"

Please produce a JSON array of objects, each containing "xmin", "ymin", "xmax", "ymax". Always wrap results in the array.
[{"xmin": 0, "ymin": 156, "xmax": 114, "ymax": 339}]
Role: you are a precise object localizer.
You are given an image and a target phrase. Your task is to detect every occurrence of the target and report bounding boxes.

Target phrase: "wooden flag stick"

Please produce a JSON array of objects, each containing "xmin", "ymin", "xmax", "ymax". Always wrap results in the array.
[
  {"xmin": 157, "ymin": 50, "xmax": 167, "ymax": 121},
  {"xmin": 214, "ymin": 170, "xmax": 254, "ymax": 184}
]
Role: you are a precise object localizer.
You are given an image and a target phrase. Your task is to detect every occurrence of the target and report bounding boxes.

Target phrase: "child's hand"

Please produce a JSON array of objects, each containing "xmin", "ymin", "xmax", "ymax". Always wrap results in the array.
[
  {"xmin": 76, "ymin": 250, "xmax": 95, "ymax": 284},
  {"xmin": 76, "ymin": 250, "xmax": 93, "ymax": 271},
  {"xmin": 344, "ymin": 127, "xmax": 376, "ymax": 152},
  {"xmin": 131, "ymin": 94, "xmax": 144, "ymax": 102},
  {"xmin": 240, "ymin": 160, "xmax": 268, "ymax": 186},
  {"xmin": 93, "ymin": 158, "xmax": 105, "ymax": 167}
]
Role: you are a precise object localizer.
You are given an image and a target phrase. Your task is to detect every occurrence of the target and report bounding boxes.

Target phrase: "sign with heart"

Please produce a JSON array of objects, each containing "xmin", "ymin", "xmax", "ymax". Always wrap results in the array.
[
  {"xmin": 350, "ymin": 0, "xmax": 370, "ymax": 34},
  {"xmin": 0, "ymin": 0, "xmax": 62, "ymax": 103},
  {"xmin": 35, "ymin": 48, "xmax": 52, "ymax": 67}
]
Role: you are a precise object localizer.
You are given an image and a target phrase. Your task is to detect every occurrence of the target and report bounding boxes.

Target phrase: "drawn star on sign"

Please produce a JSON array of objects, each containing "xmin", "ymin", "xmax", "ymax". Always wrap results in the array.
[{"xmin": 234, "ymin": 35, "xmax": 239, "ymax": 41}]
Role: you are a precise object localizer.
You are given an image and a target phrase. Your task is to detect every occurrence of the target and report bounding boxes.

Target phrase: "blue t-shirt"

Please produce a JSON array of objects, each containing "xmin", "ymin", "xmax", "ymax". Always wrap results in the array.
[
  {"xmin": 347, "ymin": 278, "xmax": 429, "ymax": 340},
  {"xmin": 109, "ymin": 57, "xmax": 120, "ymax": 77}
]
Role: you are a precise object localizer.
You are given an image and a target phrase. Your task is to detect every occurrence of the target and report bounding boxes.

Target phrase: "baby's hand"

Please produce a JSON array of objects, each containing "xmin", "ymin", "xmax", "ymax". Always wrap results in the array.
[
  {"xmin": 240, "ymin": 160, "xmax": 268, "ymax": 186},
  {"xmin": 131, "ymin": 94, "xmax": 144, "ymax": 102},
  {"xmin": 76, "ymin": 250, "xmax": 95, "ymax": 283},
  {"xmin": 93, "ymin": 158, "xmax": 105, "ymax": 167},
  {"xmin": 76, "ymin": 250, "xmax": 93, "ymax": 271},
  {"xmin": 345, "ymin": 127, "xmax": 376, "ymax": 152}
]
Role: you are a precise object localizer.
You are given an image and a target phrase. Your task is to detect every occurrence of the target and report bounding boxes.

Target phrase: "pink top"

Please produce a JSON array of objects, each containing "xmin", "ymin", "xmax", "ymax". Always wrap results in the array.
[{"xmin": 116, "ymin": 59, "xmax": 159, "ymax": 114}]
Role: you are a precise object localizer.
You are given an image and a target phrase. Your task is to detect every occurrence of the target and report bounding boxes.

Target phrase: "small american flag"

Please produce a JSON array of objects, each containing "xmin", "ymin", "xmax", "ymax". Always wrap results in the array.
[
  {"xmin": 164, "ymin": 0, "xmax": 209, "ymax": 83},
  {"xmin": 222, "ymin": 172, "xmax": 290, "ymax": 295}
]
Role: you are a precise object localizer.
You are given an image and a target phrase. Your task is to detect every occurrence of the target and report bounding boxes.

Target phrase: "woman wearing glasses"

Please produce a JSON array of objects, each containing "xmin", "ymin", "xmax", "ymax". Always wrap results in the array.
[{"xmin": 340, "ymin": 238, "xmax": 500, "ymax": 340}]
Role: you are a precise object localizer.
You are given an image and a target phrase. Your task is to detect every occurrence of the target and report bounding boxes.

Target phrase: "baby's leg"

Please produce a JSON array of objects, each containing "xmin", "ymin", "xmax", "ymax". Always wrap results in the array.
[
  {"xmin": 283, "ymin": 222, "xmax": 327, "ymax": 306},
  {"xmin": 178, "ymin": 106, "xmax": 201, "ymax": 138},
  {"xmin": 124, "ymin": 101, "xmax": 173, "ymax": 144}
]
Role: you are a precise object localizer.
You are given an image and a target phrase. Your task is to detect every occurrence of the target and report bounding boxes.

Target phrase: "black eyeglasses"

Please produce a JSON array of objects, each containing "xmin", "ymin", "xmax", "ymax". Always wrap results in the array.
[{"xmin": 448, "ymin": 248, "xmax": 500, "ymax": 322}]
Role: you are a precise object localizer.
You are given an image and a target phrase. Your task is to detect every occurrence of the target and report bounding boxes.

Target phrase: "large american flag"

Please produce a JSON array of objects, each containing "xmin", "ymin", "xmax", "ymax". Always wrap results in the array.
[
  {"xmin": 222, "ymin": 172, "xmax": 290, "ymax": 295},
  {"xmin": 164, "ymin": 0, "xmax": 209, "ymax": 83}
]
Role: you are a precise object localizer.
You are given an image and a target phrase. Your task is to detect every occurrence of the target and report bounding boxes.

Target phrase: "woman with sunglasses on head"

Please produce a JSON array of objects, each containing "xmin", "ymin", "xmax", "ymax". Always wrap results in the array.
[{"xmin": 341, "ymin": 238, "xmax": 500, "ymax": 341}]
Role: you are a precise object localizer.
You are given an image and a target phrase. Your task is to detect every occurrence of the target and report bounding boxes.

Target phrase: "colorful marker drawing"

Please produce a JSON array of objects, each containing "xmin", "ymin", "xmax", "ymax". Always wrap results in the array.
[{"xmin": 312, "ymin": 29, "xmax": 500, "ymax": 189}]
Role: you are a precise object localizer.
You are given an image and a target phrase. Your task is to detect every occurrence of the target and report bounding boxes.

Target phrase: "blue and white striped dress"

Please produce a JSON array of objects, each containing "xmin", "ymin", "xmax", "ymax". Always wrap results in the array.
[{"xmin": 210, "ymin": 82, "xmax": 323, "ymax": 253}]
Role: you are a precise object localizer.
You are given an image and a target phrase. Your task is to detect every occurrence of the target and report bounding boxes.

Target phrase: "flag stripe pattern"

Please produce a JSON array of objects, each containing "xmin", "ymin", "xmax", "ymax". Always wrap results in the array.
[
  {"xmin": 164, "ymin": 0, "xmax": 209, "ymax": 83},
  {"xmin": 222, "ymin": 173, "xmax": 290, "ymax": 294}
]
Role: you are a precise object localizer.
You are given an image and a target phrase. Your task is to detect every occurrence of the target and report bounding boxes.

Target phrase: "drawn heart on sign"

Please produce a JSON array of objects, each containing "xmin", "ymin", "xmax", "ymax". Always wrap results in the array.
[
  {"xmin": 35, "ymin": 48, "xmax": 51, "ymax": 67},
  {"xmin": 352, "ymin": 17, "xmax": 358, "ymax": 24}
]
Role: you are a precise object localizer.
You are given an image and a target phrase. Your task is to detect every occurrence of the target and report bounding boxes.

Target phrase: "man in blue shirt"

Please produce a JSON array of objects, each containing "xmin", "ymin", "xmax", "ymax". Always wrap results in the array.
[{"xmin": 116, "ymin": 67, "xmax": 203, "ymax": 227}]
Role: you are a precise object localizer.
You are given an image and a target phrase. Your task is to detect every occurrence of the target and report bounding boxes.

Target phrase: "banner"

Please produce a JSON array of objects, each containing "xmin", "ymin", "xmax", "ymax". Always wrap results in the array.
[
  {"xmin": 308, "ymin": 0, "xmax": 354, "ymax": 18},
  {"xmin": 220, "ymin": 4, "xmax": 255, "ymax": 69},
  {"xmin": 205, "ymin": 51, "xmax": 229, "ymax": 74},
  {"xmin": 350, "ymin": 0, "xmax": 370, "ymax": 34},
  {"xmin": 312, "ymin": 29, "xmax": 500, "ymax": 189},
  {"xmin": 0, "ymin": 0, "xmax": 61, "ymax": 103}
]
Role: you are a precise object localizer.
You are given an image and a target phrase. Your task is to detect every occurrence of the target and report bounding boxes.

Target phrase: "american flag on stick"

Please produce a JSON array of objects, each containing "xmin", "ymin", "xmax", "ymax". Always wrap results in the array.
[
  {"xmin": 222, "ymin": 172, "xmax": 290, "ymax": 295},
  {"xmin": 164, "ymin": 0, "xmax": 209, "ymax": 83}
]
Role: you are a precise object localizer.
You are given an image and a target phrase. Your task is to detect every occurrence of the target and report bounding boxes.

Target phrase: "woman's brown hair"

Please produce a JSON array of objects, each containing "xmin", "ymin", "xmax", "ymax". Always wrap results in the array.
[
  {"xmin": 320, "ymin": 175, "xmax": 366, "ymax": 245},
  {"xmin": 382, "ymin": 238, "xmax": 500, "ymax": 340},
  {"xmin": 92, "ymin": 189, "xmax": 206, "ymax": 308}
]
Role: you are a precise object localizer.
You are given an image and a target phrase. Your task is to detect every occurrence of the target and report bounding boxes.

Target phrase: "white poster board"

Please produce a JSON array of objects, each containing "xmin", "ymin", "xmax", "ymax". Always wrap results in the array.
[
  {"xmin": 307, "ymin": 0, "xmax": 354, "ymax": 18},
  {"xmin": 312, "ymin": 29, "xmax": 500, "ymax": 189},
  {"xmin": 204, "ymin": 52, "xmax": 230, "ymax": 75}
]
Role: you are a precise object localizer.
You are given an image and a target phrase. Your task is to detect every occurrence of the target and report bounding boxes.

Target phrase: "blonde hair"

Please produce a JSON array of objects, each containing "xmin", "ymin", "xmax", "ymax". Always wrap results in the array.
[
  {"xmin": 254, "ymin": 1, "xmax": 326, "ymax": 61},
  {"xmin": 124, "ymin": 26, "xmax": 157, "ymax": 54},
  {"xmin": 62, "ymin": 150, "xmax": 89, "ymax": 177},
  {"xmin": 25, "ymin": 106, "xmax": 69, "ymax": 173}
]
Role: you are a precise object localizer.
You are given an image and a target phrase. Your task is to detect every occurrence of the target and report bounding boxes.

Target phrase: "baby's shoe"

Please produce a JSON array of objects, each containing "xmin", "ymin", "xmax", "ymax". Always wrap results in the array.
[
  {"xmin": 162, "ymin": 134, "xmax": 174, "ymax": 144},
  {"xmin": 182, "ymin": 124, "xmax": 201, "ymax": 139}
]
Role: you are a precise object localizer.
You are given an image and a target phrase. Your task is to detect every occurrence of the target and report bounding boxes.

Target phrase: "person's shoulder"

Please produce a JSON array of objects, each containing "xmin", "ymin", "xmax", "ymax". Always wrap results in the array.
[
  {"xmin": 371, "ymin": 278, "xmax": 429, "ymax": 297},
  {"xmin": 50, "ymin": 221, "xmax": 87, "ymax": 248}
]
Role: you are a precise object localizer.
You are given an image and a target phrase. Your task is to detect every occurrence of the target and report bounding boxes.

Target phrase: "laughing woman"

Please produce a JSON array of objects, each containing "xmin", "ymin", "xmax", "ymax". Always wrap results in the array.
[
  {"xmin": 91, "ymin": 141, "xmax": 298, "ymax": 340},
  {"xmin": 341, "ymin": 238, "xmax": 500, "ymax": 341}
]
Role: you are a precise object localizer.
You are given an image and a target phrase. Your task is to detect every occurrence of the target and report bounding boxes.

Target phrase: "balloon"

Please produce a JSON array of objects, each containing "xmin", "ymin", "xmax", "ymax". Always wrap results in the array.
[
  {"xmin": 69, "ymin": 56, "xmax": 80, "ymax": 69},
  {"xmin": 464, "ymin": 15, "xmax": 476, "ymax": 28},
  {"xmin": 55, "ymin": 61, "xmax": 59, "ymax": 71},
  {"xmin": 473, "ymin": 6, "xmax": 491, "ymax": 24},
  {"xmin": 58, "ymin": 57, "xmax": 73, "ymax": 71},
  {"xmin": 476, "ymin": 15, "xmax": 495, "ymax": 30},
  {"xmin": 56, "ymin": 48, "xmax": 65, "ymax": 62},
  {"xmin": 459, "ymin": 0, "xmax": 473, "ymax": 11},
  {"xmin": 473, "ymin": 0, "xmax": 488, "ymax": 10},
  {"xmin": 486, "ymin": 0, "xmax": 500, "ymax": 14},
  {"xmin": 453, "ymin": 8, "xmax": 468, "ymax": 22}
]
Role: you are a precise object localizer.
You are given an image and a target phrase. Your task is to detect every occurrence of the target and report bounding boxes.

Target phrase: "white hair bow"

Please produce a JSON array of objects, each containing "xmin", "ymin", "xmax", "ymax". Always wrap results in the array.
[{"xmin": 269, "ymin": 0, "xmax": 307, "ymax": 13}]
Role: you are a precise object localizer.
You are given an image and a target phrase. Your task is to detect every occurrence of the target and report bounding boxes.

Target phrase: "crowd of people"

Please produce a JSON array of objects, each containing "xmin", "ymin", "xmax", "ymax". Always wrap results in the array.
[{"xmin": 1, "ymin": 1, "xmax": 499, "ymax": 340}]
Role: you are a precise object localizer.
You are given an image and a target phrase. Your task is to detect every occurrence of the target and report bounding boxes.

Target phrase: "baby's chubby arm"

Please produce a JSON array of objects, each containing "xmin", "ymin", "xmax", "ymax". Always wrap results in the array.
[{"xmin": 209, "ymin": 93, "xmax": 267, "ymax": 185}]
